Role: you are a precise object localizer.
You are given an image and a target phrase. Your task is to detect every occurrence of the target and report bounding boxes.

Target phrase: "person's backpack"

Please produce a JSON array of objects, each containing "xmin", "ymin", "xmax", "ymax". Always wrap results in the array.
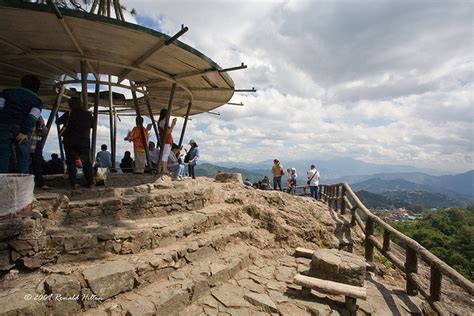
[{"xmin": 184, "ymin": 150, "xmax": 191, "ymax": 163}]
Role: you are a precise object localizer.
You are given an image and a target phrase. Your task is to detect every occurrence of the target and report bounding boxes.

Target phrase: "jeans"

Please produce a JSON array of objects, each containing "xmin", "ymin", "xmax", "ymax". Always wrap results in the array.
[
  {"xmin": 0, "ymin": 123, "xmax": 31, "ymax": 174},
  {"xmin": 273, "ymin": 176, "xmax": 282, "ymax": 191},
  {"xmin": 64, "ymin": 137, "xmax": 93, "ymax": 186},
  {"xmin": 170, "ymin": 163, "xmax": 185, "ymax": 179},
  {"xmin": 31, "ymin": 142, "xmax": 45, "ymax": 187},
  {"xmin": 188, "ymin": 163, "xmax": 196, "ymax": 179},
  {"xmin": 310, "ymin": 185, "xmax": 319, "ymax": 200}
]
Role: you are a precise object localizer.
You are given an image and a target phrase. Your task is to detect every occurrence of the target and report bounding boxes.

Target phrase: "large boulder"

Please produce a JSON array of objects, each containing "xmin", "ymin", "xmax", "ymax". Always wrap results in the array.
[
  {"xmin": 215, "ymin": 173, "xmax": 243, "ymax": 184},
  {"xmin": 308, "ymin": 249, "xmax": 365, "ymax": 287}
]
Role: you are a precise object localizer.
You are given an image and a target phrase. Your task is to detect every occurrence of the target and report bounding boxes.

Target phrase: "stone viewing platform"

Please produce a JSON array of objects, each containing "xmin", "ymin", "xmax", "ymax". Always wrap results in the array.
[{"xmin": 0, "ymin": 173, "xmax": 464, "ymax": 315}]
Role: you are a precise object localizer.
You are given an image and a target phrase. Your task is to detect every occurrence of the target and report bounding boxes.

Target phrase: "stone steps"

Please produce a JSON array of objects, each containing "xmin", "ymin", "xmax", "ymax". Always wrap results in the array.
[
  {"xmin": 36, "ymin": 184, "xmax": 213, "ymax": 226},
  {"xmin": 0, "ymin": 226, "xmax": 253, "ymax": 315},
  {"xmin": 6, "ymin": 203, "xmax": 244, "ymax": 270},
  {"xmin": 82, "ymin": 242, "xmax": 254, "ymax": 316}
]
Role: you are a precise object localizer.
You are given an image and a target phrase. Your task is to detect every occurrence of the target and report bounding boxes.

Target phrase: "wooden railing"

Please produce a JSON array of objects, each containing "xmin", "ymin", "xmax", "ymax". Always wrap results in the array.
[{"xmin": 318, "ymin": 183, "xmax": 474, "ymax": 316}]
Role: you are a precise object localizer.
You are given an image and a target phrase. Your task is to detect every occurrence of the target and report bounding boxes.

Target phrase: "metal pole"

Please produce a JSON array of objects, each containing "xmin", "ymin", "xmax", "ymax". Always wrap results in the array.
[
  {"xmin": 91, "ymin": 82, "xmax": 100, "ymax": 160},
  {"xmin": 130, "ymin": 83, "xmax": 151, "ymax": 170},
  {"xmin": 157, "ymin": 83, "xmax": 177, "ymax": 168},
  {"xmin": 42, "ymin": 83, "xmax": 66, "ymax": 148},
  {"xmin": 178, "ymin": 101, "xmax": 192, "ymax": 148},
  {"xmin": 112, "ymin": 108, "xmax": 117, "ymax": 169},
  {"xmin": 108, "ymin": 76, "xmax": 115, "ymax": 169},
  {"xmin": 80, "ymin": 60, "xmax": 88, "ymax": 110},
  {"xmin": 145, "ymin": 94, "xmax": 160, "ymax": 145},
  {"xmin": 55, "ymin": 112, "xmax": 65, "ymax": 161}
]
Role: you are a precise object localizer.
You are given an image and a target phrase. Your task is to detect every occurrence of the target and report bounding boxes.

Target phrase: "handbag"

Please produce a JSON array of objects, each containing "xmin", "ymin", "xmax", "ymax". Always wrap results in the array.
[
  {"xmin": 184, "ymin": 149, "xmax": 191, "ymax": 163},
  {"xmin": 307, "ymin": 170, "xmax": 317, "ymax": 185}
]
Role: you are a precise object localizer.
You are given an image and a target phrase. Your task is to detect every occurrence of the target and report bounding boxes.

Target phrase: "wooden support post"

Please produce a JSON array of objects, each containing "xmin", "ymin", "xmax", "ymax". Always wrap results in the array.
[
  {"xmin": 42, "ymin": 84, "xmax": 66, "ymax": 148},
  {"xmin": 157, "ymin": 83, "xmax": 177, "ymax": 168},
  {"xmin": 108, "ymin": 78, "xmax": 115, "ymax": 169},
  {"xmin": 178, "ymin": 102, "xmax": 192, "ymax": 148},
  {"xmin": 130, "ymin": 86, "xmax": 151, "ymax": 170},
  {"xmin": 145, "ymin": 94, "xmax": 160, "ymax": 145},
  {"xmin": 382, "ymin": 230, "xmax": 391, "ymax": 252},
  {"xmin": 112, "ymin": 108, "xmax": 117, "ymax": 169},
  {"xmin": 55, "ymin": 112, "xmax": 65, "ymax": 161},
  {"xmin": 80, "ymin": 60, "xmax": 89, "ymax": 110},
  {"xmin": 365, "ymin": 218, "xmax": 374, "ymax": 263},
  {"xmin": 90, "ymin": 82, "xmax": 100, "ymax": 160},
  {"xmin": 341, "ymin": 186, "xmax": 346, "ymax": 215},
  {"xmin": 106, "ymin": 0, "xmax": 111, "ymax": 17},
  {"xmin": 405, "ymin": 246, "xmax": 418, "ymax": 295},
  {"xmin": 345, "ymin": 297, "xmax": 358, "ymax": 315},
  {"xmin": 430, "ymin": 266, "xmax": 442, "ymax": 302}
]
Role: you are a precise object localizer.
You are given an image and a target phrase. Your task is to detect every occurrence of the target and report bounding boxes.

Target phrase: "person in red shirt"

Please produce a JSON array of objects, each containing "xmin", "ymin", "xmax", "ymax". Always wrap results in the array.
[
  {"xmin": 125, "ymin": 117, "xmax": 149, "ymax": 174},
  {"xmin": 158, "ymin": 109, "xmax": 177, "ymax": 175}
]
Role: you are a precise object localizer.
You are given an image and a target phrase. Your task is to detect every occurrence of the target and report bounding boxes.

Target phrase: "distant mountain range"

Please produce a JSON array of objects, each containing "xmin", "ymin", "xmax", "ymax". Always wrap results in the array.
[
  {"xmin": 197, "ymin": 159, "xmax": 473, "ymax": 208},
  {"xmin": 213, "ymin": 157, "xmax": 451, "ymax": 179},
  {"xmin": 195, "ymin": 163, "xmax": 265, "ymax": 182},
  {"xmin": 334, "ymin": 170, "xmax": 474, "ymax": 197}
]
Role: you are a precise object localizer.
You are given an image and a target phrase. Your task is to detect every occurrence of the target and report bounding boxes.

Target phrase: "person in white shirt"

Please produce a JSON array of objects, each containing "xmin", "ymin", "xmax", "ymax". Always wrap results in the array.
[{"xmin": 307, "ymin": 164, "xmax": 320, "ymax": 200}]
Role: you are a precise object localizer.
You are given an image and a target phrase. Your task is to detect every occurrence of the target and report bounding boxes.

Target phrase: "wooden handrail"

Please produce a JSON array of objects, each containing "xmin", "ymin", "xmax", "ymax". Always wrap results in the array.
[{"xmin": 319, "ymin": 182, "xmax": 474, "ymax": 316}]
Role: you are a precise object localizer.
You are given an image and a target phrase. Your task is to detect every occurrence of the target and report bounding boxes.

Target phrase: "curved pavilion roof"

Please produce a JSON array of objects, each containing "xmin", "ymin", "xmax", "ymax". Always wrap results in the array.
[{"xmin": 0, "ymin": 0, "xmax": 235, "ymax": 116}]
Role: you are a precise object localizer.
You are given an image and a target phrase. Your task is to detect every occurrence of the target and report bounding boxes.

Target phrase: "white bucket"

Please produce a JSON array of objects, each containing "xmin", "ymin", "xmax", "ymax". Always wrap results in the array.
[{"xmin": 0, "ymin": 174, "xmax": 35, "ymax": 216}]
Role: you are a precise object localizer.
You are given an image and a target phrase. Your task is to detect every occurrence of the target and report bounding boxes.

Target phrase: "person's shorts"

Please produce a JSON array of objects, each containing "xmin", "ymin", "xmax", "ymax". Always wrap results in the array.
[{"xmin": 161, "ymin": 144, "xmax": 171, "ymax": 161}]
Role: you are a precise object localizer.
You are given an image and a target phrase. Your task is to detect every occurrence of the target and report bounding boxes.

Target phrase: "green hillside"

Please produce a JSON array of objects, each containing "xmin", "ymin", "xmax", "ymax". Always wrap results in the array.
[{"xmin": 392, "ymin": 206, "xmax": 474, "ymax": 280}]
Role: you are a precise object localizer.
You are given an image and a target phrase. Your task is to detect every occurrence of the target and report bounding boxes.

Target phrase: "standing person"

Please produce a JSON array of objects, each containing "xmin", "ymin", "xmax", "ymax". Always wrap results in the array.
[
  {"xmin": 157, "ymin": 109, "xmax": 177, "ymax": 175},
  {"xmin": 186, "ymin": 139, "xmax": 200, "ymax": 179},
  {"xmin": 125, "ymin": 117, "xmax": 149, "ymax": 174},
  {"xmin": 30, "ymin": 116, "xmax": 50, "ymax": 190},
  {"xmin": 286, "ymin": 168, "xmax": 297, "ymax": 194},
  {"xmin": 56, "ymin": 97, "xmax": 93, "ymax": 189},
  {"xmin": 95, "ymin": 144, "xmax": 112, "ymax": 168},
  {"xmin": 0, "ymin": 75, "xmax": 43, "ymax": 173},
  {"xmin": 271, "ymin": 159, "xmax": 285, "ymax": 191},
  {"xmin": 307, "ymin": 164, "xmax": 320, "ymax": 200}
]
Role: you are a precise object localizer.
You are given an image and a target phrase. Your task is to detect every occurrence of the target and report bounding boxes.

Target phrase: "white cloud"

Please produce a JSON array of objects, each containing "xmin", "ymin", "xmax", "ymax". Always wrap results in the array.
[{"xmin": 44, "ymin": 0, "xmax": 474, "ymax": 173}]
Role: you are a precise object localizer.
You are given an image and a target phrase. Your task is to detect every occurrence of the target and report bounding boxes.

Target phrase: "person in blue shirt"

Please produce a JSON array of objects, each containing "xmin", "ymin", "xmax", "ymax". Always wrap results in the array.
[
  {"xmin": 95, "ymin": 144, "xmax": 112, "ymax": 168},
  {"xmin": 187, "ymin": 139, "xmax": 200, "ymax": 179},
  {"xmin": 0, "ymin": 75, "xmax": 43, "ymax": 173}
]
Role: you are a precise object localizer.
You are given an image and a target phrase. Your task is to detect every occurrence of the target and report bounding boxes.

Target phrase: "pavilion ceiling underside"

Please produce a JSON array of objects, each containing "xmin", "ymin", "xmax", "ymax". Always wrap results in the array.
[{"xmin": 0, "ymin": 4, "xmax": 235, "ymax": 117}]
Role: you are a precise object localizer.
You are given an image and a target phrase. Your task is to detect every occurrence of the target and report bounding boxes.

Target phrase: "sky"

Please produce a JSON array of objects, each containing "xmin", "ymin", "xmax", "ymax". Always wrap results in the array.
[{"xmin": 43, "ymin": 0, "xmax": 474, "ymax": 173}]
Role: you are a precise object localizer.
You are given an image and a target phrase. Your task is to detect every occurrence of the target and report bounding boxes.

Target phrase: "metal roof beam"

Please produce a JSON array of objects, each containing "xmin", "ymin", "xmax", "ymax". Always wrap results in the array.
[
  {"xmin": 117, "ymin": 25, "xmax": 188, "ymax": 83},
  {"xmin": 173, "ymin": 63, "xmax": 247, "ymax": 80}
]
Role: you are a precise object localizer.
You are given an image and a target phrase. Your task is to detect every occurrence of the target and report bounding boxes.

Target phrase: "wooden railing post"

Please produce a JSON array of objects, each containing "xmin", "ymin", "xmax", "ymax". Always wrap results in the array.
[
  {"xmin": 382, "ymin": 230, "xmax": 391, "ymax": 252},
  {"xmin": 405, "ymin": 246, "xmax": 418, "ymax": 295},
  {"xmin": 350, "ymin": 206, "xmax": 356, "ymax": 226},
  {"xmin": 340, "ymin": 186, "xmax": 346, "ymax": 215},
  {"xmin": 320, "ymin": 185, "xmax": 324, "ymax": 202},
  {"xmin": 365, "ymin": 217, "xmax": 374, "ymax": 263},
  {"xmin": 430, "ymin": 266, "xmax": 442, "ymax": 302}
]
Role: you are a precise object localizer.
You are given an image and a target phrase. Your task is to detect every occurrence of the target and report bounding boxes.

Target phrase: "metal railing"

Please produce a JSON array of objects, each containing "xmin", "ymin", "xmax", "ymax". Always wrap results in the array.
[{"xmin": 317, "ymin": 183, "xmax": 474, "ymax": 316}]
